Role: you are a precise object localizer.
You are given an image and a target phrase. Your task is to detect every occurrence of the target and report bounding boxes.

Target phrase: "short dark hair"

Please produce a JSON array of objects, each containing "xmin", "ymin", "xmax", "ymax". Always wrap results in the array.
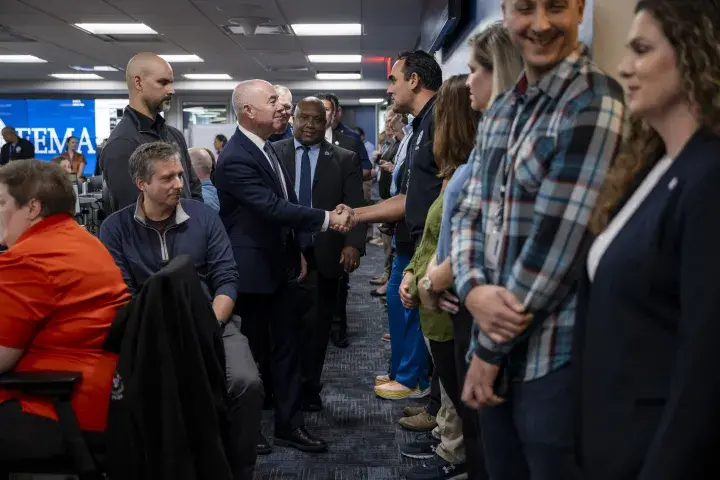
[
  {"xmin": 214, "ymin": 134, "xmax": 228, "ymax": 146},
  {"xmin": 396, "ymin": 50, "xmax": 443, "ymax": 92},
  {"xmin": 1, "ymin": 126, "xmax": 15, "ymax": 134},
  {"xmin": 0, "ymin": 159, "xmax": 76, "ymax": 217},
  {"xmin": 129, "ymin": 141, "xmax": 180, "ymax": 183},
  {"xmin": 315, "ymin": 92, "xmax": 340, "ymax": 112}
]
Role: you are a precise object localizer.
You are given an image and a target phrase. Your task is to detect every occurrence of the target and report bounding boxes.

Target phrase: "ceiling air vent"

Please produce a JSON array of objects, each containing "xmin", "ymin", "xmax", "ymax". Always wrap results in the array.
[
  {"xmin": 94, "ymin": 34, "xmax": 164, "ymax": 43},
  {"xmin": 223, "ymin": 17, "xmax": 292, "ymax": 36},
  {"xmin": 266, "ymin": 66, "xmax": 310, "ymax": 73}
]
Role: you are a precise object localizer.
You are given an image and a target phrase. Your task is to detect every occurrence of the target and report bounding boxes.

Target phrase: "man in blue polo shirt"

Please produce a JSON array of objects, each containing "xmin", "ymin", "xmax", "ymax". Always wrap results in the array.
[{"xmin": 99, "ymin": 141, "xmax": 264, "ymax": 479}]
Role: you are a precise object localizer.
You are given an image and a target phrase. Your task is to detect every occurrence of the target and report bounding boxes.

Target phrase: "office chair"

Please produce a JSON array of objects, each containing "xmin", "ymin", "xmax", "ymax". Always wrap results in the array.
[
  {"xmin": 87, "ymin": 175, "xmax": 103, "ymax": 193},
  {"xmin": 0, "ymin": 371, "xmax": 105, "ymax": 480}
]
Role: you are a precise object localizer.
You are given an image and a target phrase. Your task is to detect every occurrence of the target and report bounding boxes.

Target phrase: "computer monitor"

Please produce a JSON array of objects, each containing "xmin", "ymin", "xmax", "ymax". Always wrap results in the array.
[
  {"xmin": 73, "ymin": 184, "xmax": 80, "ymax": 215},
  {"xmin": 87, "ymin": 175, "xmax": 103, "ymax": 193}
]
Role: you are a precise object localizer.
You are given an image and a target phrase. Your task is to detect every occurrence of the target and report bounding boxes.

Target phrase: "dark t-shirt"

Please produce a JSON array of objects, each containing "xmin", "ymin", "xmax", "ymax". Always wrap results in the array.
[{"xmin": 145, "ymin": 215, "xmax": 175, "ymax": 235}]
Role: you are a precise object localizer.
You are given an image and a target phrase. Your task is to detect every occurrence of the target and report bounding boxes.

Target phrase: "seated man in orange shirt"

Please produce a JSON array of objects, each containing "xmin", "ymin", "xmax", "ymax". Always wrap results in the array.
[{"xmin": 0, "ymin": 159, "xmax": 130, "ymax": 461}]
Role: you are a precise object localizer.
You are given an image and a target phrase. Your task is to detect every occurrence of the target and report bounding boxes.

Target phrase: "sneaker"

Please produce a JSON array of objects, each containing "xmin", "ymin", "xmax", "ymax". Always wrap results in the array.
[
  {"xmin": 399, "ymin": 432, "xmax": 440, "ymax": 459},
  {"xmin": 375, "ymin": 374, "xmax": 392, "ymax": 386},
  {"xmin": 409, "ymin": 385, "xmax": 431, "ymax": 399},
  {"xmin": 399, "ymin": 411, "xmax": 437, "ymax": 432},
  {"xmin": 406, "ymin": 455, "xmax": 468, "ymax": 480},
  {"xmin": 403, "ymin": 405, "xmax": 427, "ymax": 417},
  {"xmin": 374, "ymin": 381, "xmax": 418, "ymax": 400}
]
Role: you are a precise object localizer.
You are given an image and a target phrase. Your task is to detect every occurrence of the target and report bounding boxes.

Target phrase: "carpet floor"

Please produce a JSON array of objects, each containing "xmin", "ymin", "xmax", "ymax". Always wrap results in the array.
[{"xmin": 255, "ymin": 243, "xmax": 425, "ymax": 480}]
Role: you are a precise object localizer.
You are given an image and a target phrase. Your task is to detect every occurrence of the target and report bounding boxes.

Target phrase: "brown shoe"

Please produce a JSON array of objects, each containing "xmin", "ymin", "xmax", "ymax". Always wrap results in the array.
[
  {"xmin": 369, "ymin": 275, "xmax": 388, "ymax": 286},
  {"xmin": 398, "ymin": 411, "xmax": 437, "ymax": 432},
  {"xmin": 402, "ymin": 405, "xmax": 427, "ymax": 417}
]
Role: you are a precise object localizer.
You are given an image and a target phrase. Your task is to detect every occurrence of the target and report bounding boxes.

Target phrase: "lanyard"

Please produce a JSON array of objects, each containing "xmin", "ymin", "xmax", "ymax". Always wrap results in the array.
[{"xmin": 403, "ymin": 129, "xmax": 425, "ymax": 193}]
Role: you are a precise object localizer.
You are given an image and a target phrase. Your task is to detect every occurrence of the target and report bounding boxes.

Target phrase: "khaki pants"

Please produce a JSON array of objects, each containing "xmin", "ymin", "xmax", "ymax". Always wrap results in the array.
[{"xmin": 424, "ymin": 337, "xmax": 465, "ymax": 464}]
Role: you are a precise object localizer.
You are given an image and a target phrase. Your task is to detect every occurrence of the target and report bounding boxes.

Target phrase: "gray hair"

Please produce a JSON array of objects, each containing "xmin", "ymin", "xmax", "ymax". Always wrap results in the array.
[
  {"xmin": 274, "ymin": 84, "xmax": 292, "ymax": 101},
  {"xmin": 188, "ymin": 147, "xmax": 213, "ymax": 176},
  {"xmin": 128, "ymin": 141, "xmax": 179, "ymax": 183}
]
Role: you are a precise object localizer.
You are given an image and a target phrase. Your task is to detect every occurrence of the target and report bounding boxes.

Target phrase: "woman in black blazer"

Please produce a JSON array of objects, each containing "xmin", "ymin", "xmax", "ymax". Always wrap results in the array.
[{"xmin": 575, "ymin": 1, "xmax": 720, "ymax": 479}]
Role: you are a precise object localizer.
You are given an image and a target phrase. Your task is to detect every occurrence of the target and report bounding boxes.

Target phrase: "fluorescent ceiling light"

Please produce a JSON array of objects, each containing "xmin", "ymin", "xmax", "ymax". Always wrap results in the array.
[
  {"xmin": 0, "ymin": 55, "xmax": 46, "ymax": 63},
  {"xmin": 307, "ymin": 54, "xmax": 362, "ymax": 63},
  {"xmin": 71, "ymin": 65, "xmax": 118, "ymax": 72},
  {"xmin": 359, "ymin": 98, "xmax": 385, "ymax": 104},
  {"xmin": 74, "ymin": 23, "xmax": 157, "ymax": 35},
  {"xmin": 50, "ymin": 73, "xmax": 103, "ymax": 80},
  {"xmin": 159, "ymin": 54, "xmax": 204, "ymax": 63},
  {"xmin": 316, "ymin": 72, "xmax": 362, "ymax": 80},
  {"xmin": 183, "ymin": 73, "xmax": 232, "ymax": 80},
  {"xmin": 292, "ymin": 24, "xmax": 362, "ymax": 36}
]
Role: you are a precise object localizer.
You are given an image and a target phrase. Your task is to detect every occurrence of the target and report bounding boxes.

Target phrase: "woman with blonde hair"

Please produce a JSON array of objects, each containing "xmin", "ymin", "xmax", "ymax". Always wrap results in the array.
[
  {"xmin": 576, "ymin": 0, "xmax": 720, "ymax": 478},
  {"xmin": 400, "ymin": 21, "xmax": 523, "ymax": 480}
]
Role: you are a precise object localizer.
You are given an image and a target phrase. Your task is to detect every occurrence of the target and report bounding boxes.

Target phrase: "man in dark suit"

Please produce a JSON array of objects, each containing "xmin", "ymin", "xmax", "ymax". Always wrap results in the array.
[
  {"xmin": 316, "ymin": 94, "xmax": 370, "ymax": 349},
  {"xmin": 214, "ymin": 80, "xmax": 351, "ymax": 454},
  {"xmin": 273, "ymin": 97, "xmax": 365, "ymax": 411}
]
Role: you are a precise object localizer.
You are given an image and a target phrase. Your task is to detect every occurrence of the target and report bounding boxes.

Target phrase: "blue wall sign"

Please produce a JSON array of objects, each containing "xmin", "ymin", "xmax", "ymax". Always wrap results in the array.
[{"xmin": 0, "ymin": 99, "xmax": 98, "ymax": 175}]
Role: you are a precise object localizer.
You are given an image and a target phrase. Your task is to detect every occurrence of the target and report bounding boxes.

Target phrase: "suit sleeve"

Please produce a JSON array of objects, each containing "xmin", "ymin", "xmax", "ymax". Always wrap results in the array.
[
  {"xmin": 342, "ymin": 151, "xmax": 366, "ymax": 251},
  {"xmin": 98, "ymin": 217, "xmax": 138, "ymax": 295},
  {"xmin": 637, "ymin": 165, "xmax": 720, "ymax": 480},
  {"xmin": 205, "ymin": 210, "xmax": 239, "ymax": 301},
  {"xmin": 101, "ymin": 138, "xmax": 140, "ymax": 211},
  {"xmin": 216, "ymin": 154, "xmax": 326, "ymax": 232}
]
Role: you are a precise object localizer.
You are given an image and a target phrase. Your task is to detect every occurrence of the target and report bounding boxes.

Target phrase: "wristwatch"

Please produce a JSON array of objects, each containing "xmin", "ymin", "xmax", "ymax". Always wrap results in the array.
[{"xmin": 420, "ymin": 275, "xmax": 439, "ymax": 295}]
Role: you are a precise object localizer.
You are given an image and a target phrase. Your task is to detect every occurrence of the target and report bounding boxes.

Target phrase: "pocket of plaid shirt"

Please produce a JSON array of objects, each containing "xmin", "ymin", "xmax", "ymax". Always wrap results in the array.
[{"xmin": 513, "ymin": 135, "xmax": 557, "ymax": 194}]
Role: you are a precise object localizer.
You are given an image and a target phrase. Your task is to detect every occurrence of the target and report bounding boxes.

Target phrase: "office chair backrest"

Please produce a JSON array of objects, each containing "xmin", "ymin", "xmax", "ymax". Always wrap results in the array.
[{"xmin": 87, "ymin": 175, "xmax": 103, "ymax": 193}]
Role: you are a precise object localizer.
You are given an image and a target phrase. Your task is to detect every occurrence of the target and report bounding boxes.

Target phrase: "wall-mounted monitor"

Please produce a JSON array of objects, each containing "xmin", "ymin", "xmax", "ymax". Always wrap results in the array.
[{"xmin": 416, "ymin": 0, "xmax": 463, "ymax": 53}]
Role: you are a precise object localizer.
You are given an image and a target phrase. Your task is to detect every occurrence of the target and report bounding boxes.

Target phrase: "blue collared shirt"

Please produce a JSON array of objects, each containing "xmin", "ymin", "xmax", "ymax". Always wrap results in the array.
[
  {"xmin": 200, "ymin": 179, "xmax": 220, "ymax": 212},
  {"xmin": 293, "ymin": 139, "xmax": 321, "ymax": 206}
]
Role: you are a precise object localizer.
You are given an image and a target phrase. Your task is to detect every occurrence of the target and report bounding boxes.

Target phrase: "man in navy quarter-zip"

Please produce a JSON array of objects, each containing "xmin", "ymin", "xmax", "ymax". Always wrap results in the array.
[
  {"xmin": 99, "ymin": 52, "xmax": 203, "ymax": 213},
  {"xmin": 99, "ymin": 141, "xmax": 263, "ymax": 480}
]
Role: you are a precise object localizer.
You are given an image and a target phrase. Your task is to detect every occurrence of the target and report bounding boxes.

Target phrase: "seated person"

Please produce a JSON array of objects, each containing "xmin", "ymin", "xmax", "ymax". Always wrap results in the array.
[
  {"xmin": 98, "ymin": 141, "xmax": 263, "ymax": 480},
  {"xmin": 0, "ymin": 159, "xmax": 130, "ymax": 460}
]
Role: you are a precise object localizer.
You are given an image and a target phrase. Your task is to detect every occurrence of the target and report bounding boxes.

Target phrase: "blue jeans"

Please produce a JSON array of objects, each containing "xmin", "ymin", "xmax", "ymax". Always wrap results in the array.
[
  {"xmin": 386, "ymin": 254, "xmax": 428, "ymax": 390},
  {"xmin": 478, "ymin": 365, "xmax": 580, "ymax": 480}
]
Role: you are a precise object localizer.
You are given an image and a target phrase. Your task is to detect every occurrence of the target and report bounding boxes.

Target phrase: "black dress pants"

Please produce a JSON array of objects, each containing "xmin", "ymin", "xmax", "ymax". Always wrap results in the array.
[
  {"xmin": 236, "ymin": 283, "xmax": 304, "ymax": 435},
  {"xmin": 331, "ymin": 272, "xmax": 349, "ymax": 335},
  {"xmin": 427, "ymin": 307, "xmax": 488, "ymax": 480},
  {"xmin": 299, "ymin": 254, "xmax": 340, "ymax": 399}
]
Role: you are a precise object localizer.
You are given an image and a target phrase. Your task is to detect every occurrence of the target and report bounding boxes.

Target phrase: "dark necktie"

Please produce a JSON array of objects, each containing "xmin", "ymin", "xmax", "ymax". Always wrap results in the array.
[
  {"xmin": 298, "ymin": 146, "xmax": 312, "ymax": 207},
  {"xmin": 263, "ymin": 142, "xmax": 288, "ymax": 199}
]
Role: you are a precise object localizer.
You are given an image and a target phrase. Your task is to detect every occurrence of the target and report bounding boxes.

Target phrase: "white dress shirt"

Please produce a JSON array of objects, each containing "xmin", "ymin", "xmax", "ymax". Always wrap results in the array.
[{"xmin": 237, "ymin": 124, "xmax": 329, "ymax": 231}]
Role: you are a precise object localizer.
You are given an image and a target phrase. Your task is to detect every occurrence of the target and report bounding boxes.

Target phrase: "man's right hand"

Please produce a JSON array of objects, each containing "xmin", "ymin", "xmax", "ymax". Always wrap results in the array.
[
  {"xmin": 464, "ymin": 286, "xmax": 533, "ymax": 344},
  {"xmin": 329, "ymin": 208, "xmax": 354, "ymax": 233}
]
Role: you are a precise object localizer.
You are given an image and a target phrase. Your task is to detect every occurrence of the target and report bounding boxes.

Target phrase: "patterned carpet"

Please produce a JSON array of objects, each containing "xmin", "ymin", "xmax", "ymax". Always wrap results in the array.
[{"xmin": 255, "ymin": 243, "xmax": 423, "ymax": 480}]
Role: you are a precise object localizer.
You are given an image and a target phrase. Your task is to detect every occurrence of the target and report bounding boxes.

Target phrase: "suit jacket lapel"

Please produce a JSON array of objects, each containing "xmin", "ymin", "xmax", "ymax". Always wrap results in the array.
[
  {"xmin": 313, "ymin": 143, "xmax": 333, "ymax": 192},
  {"xmin": 237, "ymin": 129, "xmax": 282, "ymax": 191},
  {"xmin": 281, "ymin": 140, "xmax": 297, "ymax": 186}
]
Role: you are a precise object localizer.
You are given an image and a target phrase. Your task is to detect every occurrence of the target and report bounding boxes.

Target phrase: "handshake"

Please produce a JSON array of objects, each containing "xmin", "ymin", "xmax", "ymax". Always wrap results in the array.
[{"xmin": 328, "ymin": 204, "xmax": 359, "ymax": 234}]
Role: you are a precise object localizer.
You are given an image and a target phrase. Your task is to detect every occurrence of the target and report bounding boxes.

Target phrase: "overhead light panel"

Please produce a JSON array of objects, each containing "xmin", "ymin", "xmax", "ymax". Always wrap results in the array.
[
  {"xmin": 308, "ymin": 54, "xmax": 362, "ymax": 63},
  {"xmin": 160, "ymin": 54, "xmax": 204, "ymax": 63},
  {"xmin": 183, "ymin": 73, "xmax": 232, "ymax": 80},
  {"xmin": 0, "ymin": 55, "xmax": 46, "ymax": 63},
  {"xmin": 359, "ymin": 98, "xmax": 385, "ymax": 104},
  {"xmin": 316, "ymin": 72, "xmax": 362, "ymax": 80},
  {"xmin": 71, "ymin": 65, "xmax": 118, "ymax": 72},
  {"xmin": 50, "ymin": 73, "xmax": 103, "ymax": 80},
  {"xmin": 292, "ymin": 24, "xmax": 362, "ymax": 36},
  {"xmin": 74, "ymin": 23, "xmax": 157, "ymax": 35}
]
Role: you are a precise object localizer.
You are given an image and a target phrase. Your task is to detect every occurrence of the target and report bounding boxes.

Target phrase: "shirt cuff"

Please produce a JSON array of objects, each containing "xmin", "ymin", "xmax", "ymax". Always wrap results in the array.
[
  {"xmin": 456, "ymin": 271, "xmax": 487, "ymax": 302},
  {"xmin": 321, "ymin": 211, "xmax": 330, "ymax": 232},
  {"xmin": 473, "ymin": 326, "xmax": 512, "ymax": 365},
  {"xmin": 215, "ymin": 285, "xmax": 238, "ymax": 302}
]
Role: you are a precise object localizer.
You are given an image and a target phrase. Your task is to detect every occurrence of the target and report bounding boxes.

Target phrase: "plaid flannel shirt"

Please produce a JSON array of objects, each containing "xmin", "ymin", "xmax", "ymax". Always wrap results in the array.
[{"xmin": 450, "ymin": 45, "xmax": 625, "ymax": 380}]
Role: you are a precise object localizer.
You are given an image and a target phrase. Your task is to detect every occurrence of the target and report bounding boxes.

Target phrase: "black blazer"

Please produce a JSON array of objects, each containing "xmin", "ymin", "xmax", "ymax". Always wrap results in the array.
[
  {"xmin": 575, "ymin": 129, "xmax": 720, "ymax": 480},
  {"xmin": 274, "ymin": 137, "xmax": 365, "ymax": 278},
  {"xmin": 104, "ymin": 255, "xmax": 232, "ymax": 480},
  {"xmin": 330, "ymin": 131, "xmax": 365, "ymax": 174},
  {"xmin": 214, "ymin": 127, "xmax": 327, "ymax": 294}
]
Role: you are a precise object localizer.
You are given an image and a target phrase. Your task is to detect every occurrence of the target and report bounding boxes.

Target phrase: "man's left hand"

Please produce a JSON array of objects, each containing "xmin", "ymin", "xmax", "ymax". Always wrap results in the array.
[
  {"xmin": 339, "ymin": 246, "xmax": 360, "ymax": 273},
  {"xmin": 462, "ymin": 354, "xmax": 505, "ymax": 409}
]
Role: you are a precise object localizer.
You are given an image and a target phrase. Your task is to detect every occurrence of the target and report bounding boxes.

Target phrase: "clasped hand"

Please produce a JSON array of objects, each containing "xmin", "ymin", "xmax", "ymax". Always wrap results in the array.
[
  {"xmin": 465, "ymin": 286, "xmax": 533, "ymax": 344},
  {"xmin": 328, "ymin": 204, "xmax": 357, "ymax": 233}
]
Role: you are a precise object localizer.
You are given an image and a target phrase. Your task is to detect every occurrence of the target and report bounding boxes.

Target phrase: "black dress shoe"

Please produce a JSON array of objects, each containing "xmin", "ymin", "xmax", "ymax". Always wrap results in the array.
[
  {"xmin": 331, "ymin": 330, "xmax": 349, "ymax": 348},
  {"xmin": 256, "ymin": 432, "xmax": 272, "ymax": 455},
  {"xmin": 274, "ymin": 428, "xmax": 327, "ymax": 452}
]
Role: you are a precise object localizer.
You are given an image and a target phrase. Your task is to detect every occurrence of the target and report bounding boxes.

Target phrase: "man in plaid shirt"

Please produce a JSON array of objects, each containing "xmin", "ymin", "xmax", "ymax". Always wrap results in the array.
[{"xmin": 450, "ymin": 0, "xmax": 625, "ymax": 478}]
